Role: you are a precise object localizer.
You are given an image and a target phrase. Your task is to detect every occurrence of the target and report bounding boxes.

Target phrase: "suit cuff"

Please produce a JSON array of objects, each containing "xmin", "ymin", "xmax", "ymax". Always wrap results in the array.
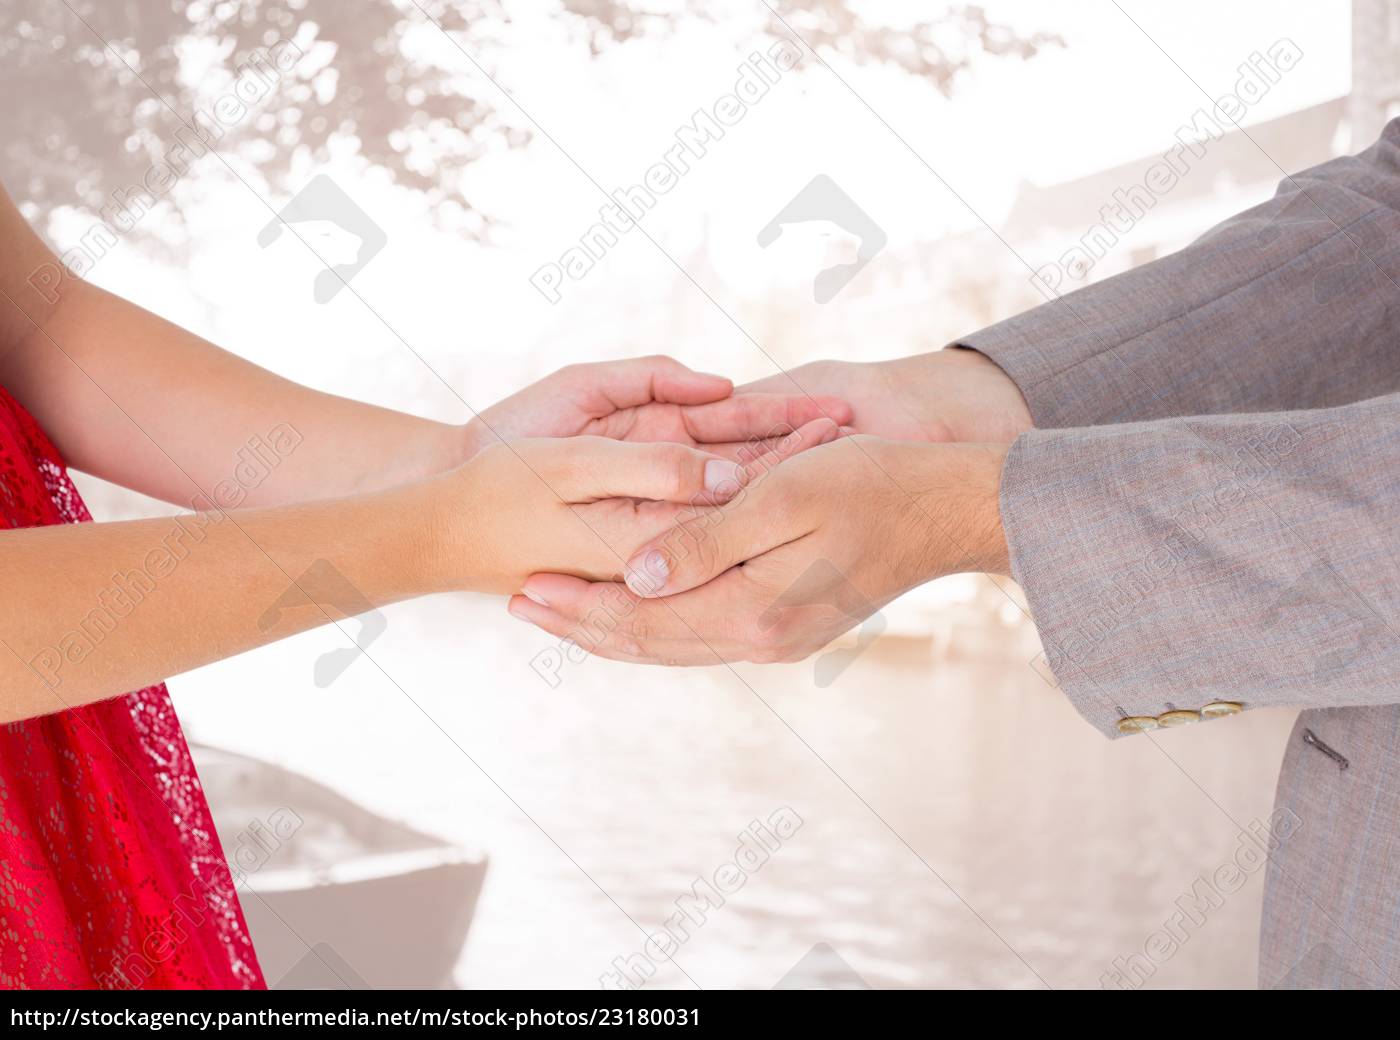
[
  {"xmin": 958, "ymin": 297, "xmax": 1184, "ymax": 431},
  {"xmin": 996, "ymin": 395, "xmax": 1400, "ymax": 738},
  {"xmin": 998, "ymin": 430, "xmax": 1140, "ymax": 738}
]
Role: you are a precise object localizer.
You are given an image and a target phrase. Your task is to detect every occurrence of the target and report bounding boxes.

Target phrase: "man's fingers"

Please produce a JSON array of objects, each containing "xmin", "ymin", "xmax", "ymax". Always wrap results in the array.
[
  {"xmin": 507, "ymin": 592, "xmax": 658, "ymax": 665},
  {"xmin": 512, "ymin": 574, "xmax": 749, "ymax": 664},
  {"xmin": 651, "ymin": 365, "xmax": 734, "ymax": 406},
  {"xmin": 703, "ymin": 416, "xmax": 844, "ymax": 463},
  {"xmin": 680, "ymin": 393, "xmax": 852, "ymax": 444},
  {"xmin": 735, "ymin": 417, "xmax": 843, "ymax": 465},
  {"xmin": 619, "ymin": 474, "xmax": 808, "ymax": 599},
  {"xmin": 510, "ymin": 592, "xmax": 731, "ymax": 667},
  {"xmin": 541, "ymin": 437, "xmax": 745, "ymax": 505},
  {"xmin": 569, "ymin": 355, "xmax": 732, "ymax": 410}
]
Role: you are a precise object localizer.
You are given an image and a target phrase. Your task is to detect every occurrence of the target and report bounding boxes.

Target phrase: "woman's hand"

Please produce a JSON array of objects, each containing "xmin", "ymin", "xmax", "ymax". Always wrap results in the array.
[
  {"xmin": 462, "ymin": 355, "xmax": 853, "ymax": 462},
  {"xmin": 442, "ymin": 424, "xmax": 843, "ymax": 595}
]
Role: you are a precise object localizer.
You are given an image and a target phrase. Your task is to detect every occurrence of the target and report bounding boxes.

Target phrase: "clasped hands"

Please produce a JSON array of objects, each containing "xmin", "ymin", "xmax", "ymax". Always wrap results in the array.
[{"xmin": 455, "ymin": 350, "xmax": 1031, "ymax": 668}]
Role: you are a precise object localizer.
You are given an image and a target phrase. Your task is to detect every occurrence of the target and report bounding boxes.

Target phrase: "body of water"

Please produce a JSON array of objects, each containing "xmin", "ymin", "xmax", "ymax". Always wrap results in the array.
[{"xmin": 174, "ymin": 582, "xmax": 1296, "ymax": 990}]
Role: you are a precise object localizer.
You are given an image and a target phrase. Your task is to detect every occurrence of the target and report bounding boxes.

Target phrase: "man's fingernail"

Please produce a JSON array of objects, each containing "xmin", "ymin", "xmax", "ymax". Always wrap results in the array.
[
  {"xmin": 704, "ymin": 459, "xmax": 743, "ymax": 497},
  {"xmin": 521, "ymin": 587, "xmax": 548, "ymax": 607},
  {"xmin": 625, "ymin": 551, "xmax": 668, "ymax": 596}
]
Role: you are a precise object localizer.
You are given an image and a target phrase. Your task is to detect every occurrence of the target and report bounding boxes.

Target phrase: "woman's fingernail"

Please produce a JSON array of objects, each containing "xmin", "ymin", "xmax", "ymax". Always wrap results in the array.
[
  {"xmin": 508, "ymin": 600, "xmax": 531, "ymax": 621},
  {"xmin": 704, "ymin": 459, "xmax": 743, "ymax": 496},
  {"xmin": 625, "ymin": 551, "xmax": 668, "ymax": 596},
  {"xmin": 521, "ymin": 586, "xmax": 548, "ymax": 607}
]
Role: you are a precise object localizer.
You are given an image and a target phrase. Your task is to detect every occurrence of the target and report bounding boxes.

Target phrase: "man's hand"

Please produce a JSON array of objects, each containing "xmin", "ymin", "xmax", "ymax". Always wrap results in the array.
[
  {"xmin": 739, "ymin": 349, "xmax": 1031, "ymax": 445},
  {"xmin": 463, "ymin": 355, "xmax": 853, "ymax": 461},
  {"xmin": 505, "ymin": 435, "xmax": 1009, "ymax": 665}
]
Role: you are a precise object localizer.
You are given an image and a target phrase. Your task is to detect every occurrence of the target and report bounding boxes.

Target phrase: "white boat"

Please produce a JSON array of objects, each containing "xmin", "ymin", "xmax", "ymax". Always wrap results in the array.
[{"xmin": 190, "ymin": 742, "xmax": 488, "ymax": 989}]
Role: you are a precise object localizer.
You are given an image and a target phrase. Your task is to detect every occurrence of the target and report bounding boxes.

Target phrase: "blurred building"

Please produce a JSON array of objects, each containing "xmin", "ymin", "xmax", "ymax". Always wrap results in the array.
[
  {"xmin": 1002, "ymin": 0, "xmax": 1399, "ymax": 290},
  {"xmin": 1350, "ymin": 0, "xmax": 1400, "ymax": 145},
  {"xmin": 1000, "ymin": 96, "xmax": 1347, "ymax": 282}
]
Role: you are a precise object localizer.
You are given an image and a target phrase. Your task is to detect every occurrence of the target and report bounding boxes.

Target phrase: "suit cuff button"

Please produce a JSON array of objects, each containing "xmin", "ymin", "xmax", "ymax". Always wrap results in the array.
[
  {"xmin": 1156, "ymin": 709, "xmax": 1201, "ymax": 727},
  {"xmin": 1117, "ymin": 716, "xmax": 1160, "ymax": 734},
  {"xmin": 1201, "ymin": 701, "xmax": 1243, "ymax": 718}
]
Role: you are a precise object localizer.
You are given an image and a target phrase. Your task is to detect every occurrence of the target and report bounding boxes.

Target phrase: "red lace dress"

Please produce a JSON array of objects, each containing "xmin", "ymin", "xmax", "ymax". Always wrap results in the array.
[{"xmin": 0, "ymin": 386, "xmax": 264, "ymax": 989}]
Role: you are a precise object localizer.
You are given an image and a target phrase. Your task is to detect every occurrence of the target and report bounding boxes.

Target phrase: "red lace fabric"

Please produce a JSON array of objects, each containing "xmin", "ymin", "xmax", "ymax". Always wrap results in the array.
[{"xmin": 0, "ymin": 386, "xmax": 264, "ymax": 989}]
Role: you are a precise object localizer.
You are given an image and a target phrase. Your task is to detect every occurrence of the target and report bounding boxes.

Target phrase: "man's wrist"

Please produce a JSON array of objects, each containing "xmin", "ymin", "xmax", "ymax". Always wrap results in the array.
[
  {"xmin": 876, "ymin": 349, "xmax": 1034, "ymax": 445},
  {"xmin": 949, "ymin": 347, "xmax": 1034, "ymax": 442},
  {"xmin": 866, "ymin": 355, "xmax": 959, "ymax": 442},
  {"xmin": 963, "ymin": 442, "xmax": 1010, "ymax": 576},
  {"xmin": 887, "ymin": 439, "xmax": 1009, "ymax": 581}
]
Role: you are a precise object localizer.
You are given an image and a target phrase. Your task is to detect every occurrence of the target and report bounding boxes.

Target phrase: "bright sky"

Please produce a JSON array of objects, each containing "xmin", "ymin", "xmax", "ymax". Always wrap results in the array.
[{"xmin": 60, "ymin": 0, "xmax": 1351, "ymax": 424}]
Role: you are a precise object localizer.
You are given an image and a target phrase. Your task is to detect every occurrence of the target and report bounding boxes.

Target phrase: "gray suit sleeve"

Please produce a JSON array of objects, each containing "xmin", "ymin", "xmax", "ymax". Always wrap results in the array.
[
  {"xmin": 1002, "ymin": 392, "xmax": 1400, "ymax": 738},
  {"xmin": 962, "ymin": 120, "xmax": 1400, "ymax": 427}
]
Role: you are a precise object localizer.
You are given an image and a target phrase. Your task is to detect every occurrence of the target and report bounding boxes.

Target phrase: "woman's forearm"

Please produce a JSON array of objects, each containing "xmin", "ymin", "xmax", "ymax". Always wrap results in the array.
[
  {"xmin": 0, "ymin": 473, "xmax": 458, "ymax": 723},
  {"xmin": 0, "ymin": 184, "xmax": 467, "ymax": 508},
  {"xmin": 5, "ymin": 278, "xmax": 467, "ymax": 508},
  {"xmin": 0, "ymin": 434, "xmax": 742, "ymax": 723}
]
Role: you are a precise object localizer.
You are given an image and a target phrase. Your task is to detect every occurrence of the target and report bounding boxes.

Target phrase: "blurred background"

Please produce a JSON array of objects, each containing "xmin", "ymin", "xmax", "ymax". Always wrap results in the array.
[{"xmin": 3, "ymin": 0, "xmax": 1389, "ymax": 989}]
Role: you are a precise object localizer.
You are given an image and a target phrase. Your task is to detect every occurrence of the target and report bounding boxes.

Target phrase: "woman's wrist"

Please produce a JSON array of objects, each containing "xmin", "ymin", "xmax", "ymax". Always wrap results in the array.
[
  {"xmin": 416, "ymin": 455, "xmax": 490, "ymax": 595},
  {"xmin": 458, "ymin": 418, "xmax": 494, "ymax": 463},
  {"xmin": 398, "ymin": 417, "xmax": 493, "ymax": 484}
]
